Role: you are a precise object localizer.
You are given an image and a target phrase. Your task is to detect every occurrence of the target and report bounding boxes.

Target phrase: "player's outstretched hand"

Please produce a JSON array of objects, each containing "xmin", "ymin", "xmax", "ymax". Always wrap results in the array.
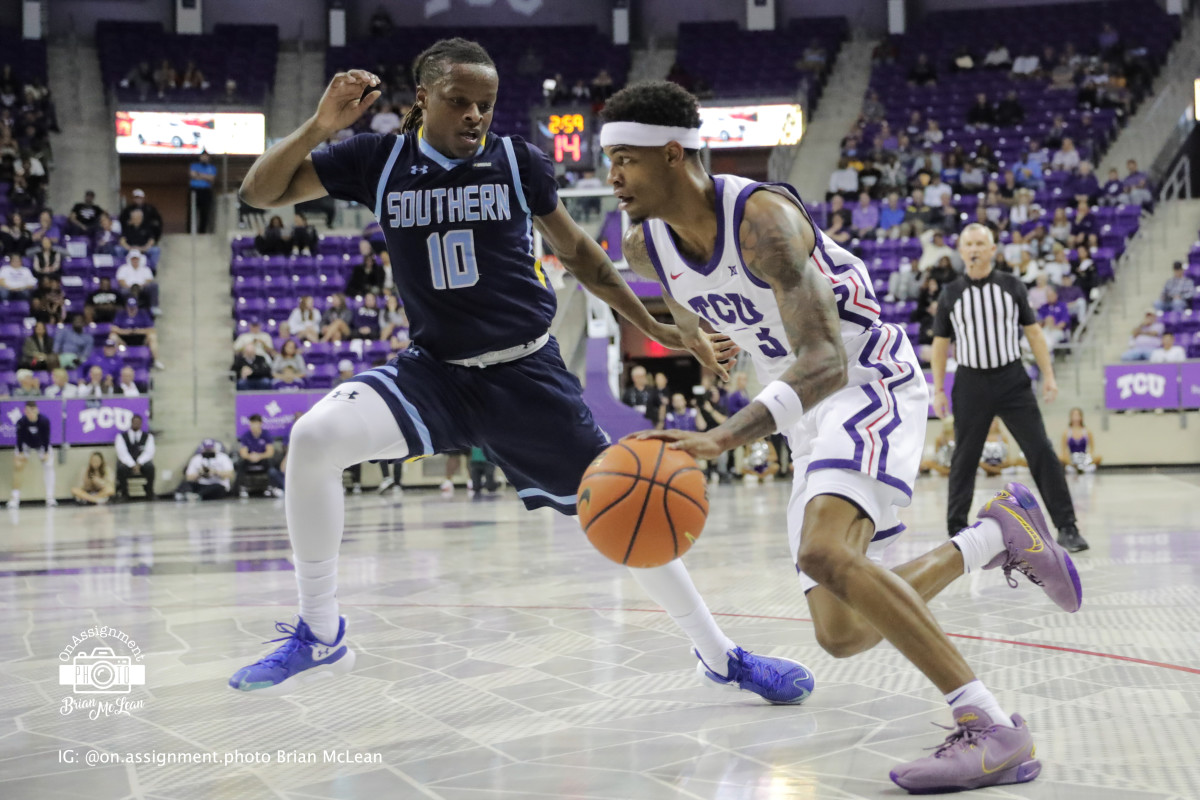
[
  {"xmin": 680, "ymin": 331, "xmax": 740, "ymax": 381},
  {"xmin": 630, "ymin": 429, "xmax": 726, "ymax": 460},
  {"xmin": 314, "ymin": 70, "xmax": 382, "ymax": 135}
]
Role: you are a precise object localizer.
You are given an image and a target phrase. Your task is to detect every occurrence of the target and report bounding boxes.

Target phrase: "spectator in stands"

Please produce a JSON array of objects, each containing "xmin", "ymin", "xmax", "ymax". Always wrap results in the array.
[
  {"xmin": 31, "ymin": 235, "xmax": 63, "ymax": 282},
  {"xmin": 0, "ymin": 253, "xmax": 35, "ymax": 300},
  {"xmin": 320, "ymin": 294, "xmax": 353, "ymax": 342},
  {"xmin": 1126, "ymin": 176, "xmax": 1153, "ymax": 211},
  {"xmin": 116, "ymin": 251, "xmax": 159, "ymax": 316},
  {"xmin": 1009, "ymin": 189, "xmax": 1036, "ymax": 227},
  {"xmin": 1156, "ymin": 262, "xmax": 1195, "ymax": 313},
  {"xmin": 1047, "ymin": 56, "xmax": 1077, "ymax": 92},
  {"xmin": 188, "ymin": 151, "xmax": 217, "ymax": 233},
  {"xmin": 1068, "ymin": 162, "xmax": 1101, "ymax": 203},
  {"xmin": 116, "ymin": 365, "xmax": 140, "ymax": 396},
  {"xmin": 77, "ymin": 364, "xmax": 112, "ymax": 397},
  {"xmin": 121, "ymin": 61, "xmax": 154, "ymax": 101},
  {"xmin": 120, "ymin": 189, "xmax": 163, "ymax": 242},
  {"xmin": 233, "ymin": 318, "xmax": 275, "ymax": 358},
  {"xmin": 1098, "ymin": 21, "xmax": 1121, "ymax": 57},
  {"xmin": 1057, "ymin": 272, "xmax": 1087, "ymax": 320},
  {"xmin": 29, "ymin": 209, "xmax": 60, "ymax": 248},
  {"xmin": 30, "ymin": 275, "xmax": 64, "ymax": 324},
  {"xmin": 569, "ymin": 79, "xmax": 590, "ymax": 104},
  {"xmin": 900, "ymin": 188, "xmax": 933, "ymax": 237},
  {"xmin": 379, "ymin": 292, "xmax": 408, "ymax": 343},
  {"xmin": 1051, "ymin": 138, "xmax": 1081, "ymax": 173},
  {"xmin": 351, "ymin": 292, "xmax": 382, "ymax": 340},
  {"xmin": 907, "ymin": 52, "xmax": 937, "ymax": 86},
  {"xmin": 67, "ymin": 190, "xmax": 104, "ymax": 236},
  {"xmin": 862, "ymin": 90, "xmax": 885, "ymax": 122},
  {"xmin": 44, "ymin": 367, "xmax": 77, "ymax": 398},
  {"xmin": 1121, "ymin": 311, "xmax": 1165, "ymax": 361},
  {"xmin": 1097, "ymin": 169, "xmax": 1121, "ymax": 207},
  {"xmin": 922, "ymin": 119, "xmax": 943, "ymax": 147},
  {"xmin": 994, "ymin": 90, "xmax": 1025, "ymax": 126},
  {"xmin": 1012, "ymin": 153, "xmax": 1044, "ymax": 190},
  {"xmin": 85, "ymin": 276, "xmax": 121, "ymax": 323},
  {"xmin": 175, "ymin": 438, "xmax": 234, "ymax": 502},
  {"xmin": 923, "ymin": 173, "xmax": 952, "ymax": 208},
  {"xmin": 951, "ymin": 45, "xmax": 975, "ymax": 72},
  {"xmin": 965, "ymin": 93, "xmax": 995, "ymax": 128},
  {"xmin": 153, "ymin": 59, "xmax": 177, "ymax": 99},
  {"xmin": 0, "ymin": 211, "xmax": 32, "ymax": 255},
  {"xmin": 233, "ymin": 343, "xmax": 273, "ymax": 390},
  {"xmin": 12, "ymin": 368, "xmax": 41, "ymax": 397},
  {"xmin": 1038, "ymin": 287, "xmax": 1071, "ymax": 351},
  {"xmin": 70, "ymin": 451, "xmax": 114, "ymax": 505},
  {"xmin": 272, "ymin": 365, "xmax": 307, "ymax": 392},
  {"xmin": 84, "ymin": 335, "xmax": 123, "ymax": 378},
  {"xmin": 110, "ymin": 296, "xmax": 163, "ymax": 369},
  {"xmin": 878, "ymin": 192, "xmax": 905, "ymax": 237},
  {"xmin": 826, "ymin": 193, "xmax": 852, "ymax": 229},
  {"xmin": 918, "ymin": 230, "xmax": 955, "ymax": 272},
  {"xmin": 285, "ymin": 295, "xmax": 321, "ymax": 342},
  {"xmin": 272, "ymin": 338, "xmax": 306, "ymax": 379},
  {"xmin": 827, "ymin": 158, "xmax": 859, "ymax": 201},
  {"xmin": 1028, "ymin": 273, "xmax": 1051, "ymax": 311},
  {"xmin": 254, "ymin": 215, "xmax": 290, "ymax": 256},
  {"xmin": 1011, "ymin": 50, "xmax": 1039, "ymax": 78},
  {"xmin": 377, "ymin": 249, "xmax": 395, "ymax": 291},
  {"xmin": 983, "ymin": 42, "xmax": 1011, "ymax": 69},
  {"xmin": 825, "ymin": 213, "xmax": 852, "ymax": 246},
  {"xmin": 180, "ymin": 60, "xmax": 209, "ymax": 91},
  {"xmin": 622, "ymin": 364, "xmax": 662, "ymax": 426},
  {"xmin": 664, "ymin": 392, "xmax": 706, "ymax": 432},
  {"xmin": 369, "ymin": 102, "xmax": 402, "ymax": 134},
  {"xmin": 120, "ymin": 208, "xmax": 160, "ymax": 265},
  {"xmin": 1071, "ymin": 247, "xmax": 1097, "ymax": 299},
  {"xmin": 114, "ymin": 413, "xmax": 155, "ymax": 500},
  {"xmin": 346, "ymin": 241, "xmax": 386, "ymax": 297},
  {"xmin": 887, "ymin": 258, "xmax": 921, "ymax": 302},
  {"xmin": 236, "ymin": 414, "xmax": 284, "ymax": 498},
  {"xmin": 590, "ymin": 69, "xmax": 614, "ymax": 103},
  {"xmin": 290, "ymin": 212, "xmax": 319, "ymax": 255},
  {"xmin": 335, "ymin": 358, "xmax": 355, "ymax": 385},
  {"xmin": 931, "ymin": 193, "xmax": 960, "ymax": 236},
  {"xmin": 1049, "ymin": 207, "xmax": 1072, "ymax": 245},
  {"xmin": 19, "ymin": 320, "xmax": 56, "ymax": 370},
  {"xmin": 1123, "ymin": 159, "xmax": 1148, "ymax": 191},
  {"xmin": 850, "ymin": 192, "xmax": 878, "ymax": 238},
  {"xmin": 1150, "ymin": 332, "xmax": 1186, "ymax": 363},
  {"xmin": 92, "ymin": 212, "xmax": 121, "ymax": 256}
]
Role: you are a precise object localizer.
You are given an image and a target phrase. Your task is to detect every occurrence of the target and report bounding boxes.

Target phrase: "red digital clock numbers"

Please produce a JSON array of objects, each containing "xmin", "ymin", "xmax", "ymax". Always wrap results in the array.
[{"xmin": 554, "ymin": 133, "xmax": 582, "ymax": 163}]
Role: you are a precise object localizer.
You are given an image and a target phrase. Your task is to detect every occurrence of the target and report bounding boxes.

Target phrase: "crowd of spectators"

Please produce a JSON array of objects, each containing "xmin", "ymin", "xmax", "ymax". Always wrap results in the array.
[{"xmin": 0, "ymin": 59, "xmax": 57, "ymax": 222}]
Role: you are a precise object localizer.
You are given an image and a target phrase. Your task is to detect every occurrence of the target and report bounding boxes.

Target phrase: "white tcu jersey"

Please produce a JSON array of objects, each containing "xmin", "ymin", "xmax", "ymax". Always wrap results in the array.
[{"xmin": 642, "ymin": 174, "xmax": 882, "ymax": 385}]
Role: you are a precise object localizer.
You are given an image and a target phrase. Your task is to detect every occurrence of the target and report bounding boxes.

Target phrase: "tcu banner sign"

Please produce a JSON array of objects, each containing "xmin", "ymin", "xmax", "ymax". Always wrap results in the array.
[
  {"xmin": 64, "ymin": 398, "xmax": 151, "ymax": 444},
  {"xmin": 1104, "ymin": 364, "xmax": 1180, "ymax": 410}
]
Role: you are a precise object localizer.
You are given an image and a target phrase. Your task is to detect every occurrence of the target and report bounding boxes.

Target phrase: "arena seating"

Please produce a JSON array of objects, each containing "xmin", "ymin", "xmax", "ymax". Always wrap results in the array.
[
  {"xmin": 675, "ymin": 17, "xmax": 850, "ymax": 108},
  {"xmin": 1175, "ymin": 238, "xmax": 1200, "ymax": 358},
  {"xmin": 327, "ymin": 26, "xmax": 628, "ymax": 137},
  {"xmin": 96, "ymin": 21, "xmax": 279, "ymax": 105},
  {"xmin": 0, "ymin": 29, "xmax": 53, "ymax": 224}
]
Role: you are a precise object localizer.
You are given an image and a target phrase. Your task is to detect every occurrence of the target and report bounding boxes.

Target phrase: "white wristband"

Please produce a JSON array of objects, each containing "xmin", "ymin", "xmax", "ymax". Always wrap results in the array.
[{"xmin": 753, "ymin": 380, "xmax": 805, "ymax": 432}]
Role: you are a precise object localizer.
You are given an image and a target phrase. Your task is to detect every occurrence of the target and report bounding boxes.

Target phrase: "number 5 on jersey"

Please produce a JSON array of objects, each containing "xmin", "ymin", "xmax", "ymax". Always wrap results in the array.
[{"xmin": 427, "ymin": 230, "xmax": 479, "ymax": 290}]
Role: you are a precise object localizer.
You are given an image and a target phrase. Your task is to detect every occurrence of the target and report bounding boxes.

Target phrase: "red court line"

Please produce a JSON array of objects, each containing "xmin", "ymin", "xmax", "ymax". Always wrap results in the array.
[{"xmin": 15, "ymin": 601, "xmax": 1200, "ymax": 675}]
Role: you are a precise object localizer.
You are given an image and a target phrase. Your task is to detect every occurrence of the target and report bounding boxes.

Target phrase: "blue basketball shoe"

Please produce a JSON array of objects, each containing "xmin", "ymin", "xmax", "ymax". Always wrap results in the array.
[
  {"xmin": 695, "ymin": 646, "xmax": 815, "ymax": 704},
  {"xmin": 228, "ymin": 616, "xmax": 356, "ymax": 697}
]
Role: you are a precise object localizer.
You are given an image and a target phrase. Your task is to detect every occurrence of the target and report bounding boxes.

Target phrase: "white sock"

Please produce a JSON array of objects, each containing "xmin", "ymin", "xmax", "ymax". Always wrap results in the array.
[
  {"xmin": 944, "ymin": 679, "xmax": 1015, "ymax": 727},
  {"xmin": 627, "ymin": 560, "xmax": 736, "ymax": 672},
  {"xmin": 296, "ymin": 556, "xmax": 340, "ymax": 643},
  {"xmin": 43, "ymin": 459, "xmax": 56, "ymax": 498},
  {"xmin": 10, "ymin": 489, "xmax": 18, "ymax": 499},
  {"xmin": 950, "ymin": 518, "xmax": 1004, "ymax": 573}
]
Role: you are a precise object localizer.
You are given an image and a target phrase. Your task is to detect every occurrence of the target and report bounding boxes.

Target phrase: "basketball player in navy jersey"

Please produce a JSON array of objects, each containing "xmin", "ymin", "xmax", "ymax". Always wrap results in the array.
[
  {"xmin": 229, "ymin": 41, "xmax": 812, "ymax": 705},
  {"xmin": 600, "ymin": 81, "xmax": 1085, "ymax": 793}
]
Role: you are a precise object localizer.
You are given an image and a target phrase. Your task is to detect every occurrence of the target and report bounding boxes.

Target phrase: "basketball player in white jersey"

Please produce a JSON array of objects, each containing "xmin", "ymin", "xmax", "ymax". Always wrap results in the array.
[{"xmin": 600, "ymin": 82, "xmax": 1085, "ymax": 793}]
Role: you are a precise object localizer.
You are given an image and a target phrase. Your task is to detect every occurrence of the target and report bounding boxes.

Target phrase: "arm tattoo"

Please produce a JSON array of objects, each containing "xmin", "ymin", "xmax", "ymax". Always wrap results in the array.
[{"xmin": 708, "ymin": 193, "xmax": 848, "ymax": 452}]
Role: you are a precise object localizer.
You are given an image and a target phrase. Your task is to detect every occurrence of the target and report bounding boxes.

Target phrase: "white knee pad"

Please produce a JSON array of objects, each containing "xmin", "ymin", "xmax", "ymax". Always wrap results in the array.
[{"xmin": 289, "ymin": 382, "xmax": 410, "ymax": 471}]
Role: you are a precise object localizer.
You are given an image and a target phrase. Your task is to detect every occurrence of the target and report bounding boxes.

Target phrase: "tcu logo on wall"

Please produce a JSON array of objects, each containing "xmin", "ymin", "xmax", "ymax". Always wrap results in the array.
[
  {"xmin": 1116, "ymin": 372, "xmax": 1167, "ymax": 400},
  {"xmin": 78, "ymin": 405, "xmax": 135, "ymax": 434}
]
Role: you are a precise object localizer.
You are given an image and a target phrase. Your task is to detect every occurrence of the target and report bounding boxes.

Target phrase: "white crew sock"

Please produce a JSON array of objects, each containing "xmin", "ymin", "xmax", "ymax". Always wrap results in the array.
[
  {"xmin": 944, "ymin": 679, "xmax": 1015, "ymax": 727},
  {"xmin": 43, "ymin": 458, "xmax": 56, "ymax": 500},
  {"xmin": 950, "ymin": 518, "xmax": 1004, "ymax": 573},
  {"xmin": 627, "ymin": 560, "xmax": 736, "ymax": 672},
  {"xmin": 296, "ymin": 556, "xmax": 340, "ymax": 643}
]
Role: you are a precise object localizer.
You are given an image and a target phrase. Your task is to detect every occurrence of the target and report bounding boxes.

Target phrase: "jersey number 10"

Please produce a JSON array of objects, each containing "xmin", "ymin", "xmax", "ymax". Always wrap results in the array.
[{"xmin": 427, "ymin": 230, "xmax": 480, "ymax": 290}]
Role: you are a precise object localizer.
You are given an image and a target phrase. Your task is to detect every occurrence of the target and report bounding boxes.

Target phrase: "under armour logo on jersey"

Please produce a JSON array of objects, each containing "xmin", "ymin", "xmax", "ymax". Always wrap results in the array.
[
  {"xmin": 330, "ymin": 390, "xmax": 359, "ymax": 401},
  {"xmin": 728, "ymin": 264, "xmax": 738, "ymax": 276},
  {"xmin": 410, "ymin": 165, "xmax": 429, "ymax": 175}
]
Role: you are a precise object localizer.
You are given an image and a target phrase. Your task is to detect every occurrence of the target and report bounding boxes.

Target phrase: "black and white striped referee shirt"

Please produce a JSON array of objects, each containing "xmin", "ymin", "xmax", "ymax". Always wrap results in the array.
[{"xmin": 932, "ymin": 270, "xmax": 1037, "ymax": 370}]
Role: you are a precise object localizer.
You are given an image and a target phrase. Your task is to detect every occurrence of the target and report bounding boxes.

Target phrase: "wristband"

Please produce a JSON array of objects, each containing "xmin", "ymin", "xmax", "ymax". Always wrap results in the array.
[{"xmin": 753, "ymin": 380, "xmax": 805, "ymax": 431}]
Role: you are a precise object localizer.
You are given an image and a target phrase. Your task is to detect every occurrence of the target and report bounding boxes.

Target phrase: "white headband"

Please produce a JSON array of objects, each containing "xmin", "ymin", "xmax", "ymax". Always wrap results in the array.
[{"xmin": 600, "ymin": 121, "xmax": 702, "ymax": 149}]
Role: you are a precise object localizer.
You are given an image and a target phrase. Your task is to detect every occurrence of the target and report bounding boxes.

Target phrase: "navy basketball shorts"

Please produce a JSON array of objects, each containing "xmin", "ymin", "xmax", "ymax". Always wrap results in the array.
[{"xmin": 354, "ymin": 337, "xmax": 609, "ymax": 515}]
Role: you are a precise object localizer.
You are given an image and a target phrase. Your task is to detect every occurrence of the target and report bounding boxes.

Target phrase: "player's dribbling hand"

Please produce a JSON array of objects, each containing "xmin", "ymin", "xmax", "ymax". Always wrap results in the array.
[
  {"xmin": 631, "ymin": 430, "xmax": 726, "ymax": 460},
  {"xmin": 314, "ymin": 70, "xmax": 382, "ymax": 134}
]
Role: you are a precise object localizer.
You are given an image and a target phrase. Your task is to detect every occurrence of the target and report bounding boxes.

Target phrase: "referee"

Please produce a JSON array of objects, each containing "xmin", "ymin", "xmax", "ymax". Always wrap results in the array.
[{"xmin": 931, "ymin": 223, "xmax": 1088, "ymax": 552}]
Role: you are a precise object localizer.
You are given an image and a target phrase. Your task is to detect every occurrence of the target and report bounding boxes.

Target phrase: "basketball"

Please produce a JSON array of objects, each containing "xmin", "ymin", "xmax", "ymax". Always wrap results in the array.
[{"xmin": 578, "ymin": 438, "xmax": 709, "ymax": 568}]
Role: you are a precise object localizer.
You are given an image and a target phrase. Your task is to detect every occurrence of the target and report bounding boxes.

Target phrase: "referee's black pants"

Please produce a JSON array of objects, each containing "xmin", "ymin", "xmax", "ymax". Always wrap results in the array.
[{"xmin": 947, "ymin": 362, "xmax": 1076, "ymax": 536}]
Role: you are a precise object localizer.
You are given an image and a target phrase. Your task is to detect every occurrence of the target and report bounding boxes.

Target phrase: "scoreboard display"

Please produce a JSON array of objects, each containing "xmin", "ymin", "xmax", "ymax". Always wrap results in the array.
[{"xmin": 531, "ymin": 108, "xmax": 594, "ymax": 169}]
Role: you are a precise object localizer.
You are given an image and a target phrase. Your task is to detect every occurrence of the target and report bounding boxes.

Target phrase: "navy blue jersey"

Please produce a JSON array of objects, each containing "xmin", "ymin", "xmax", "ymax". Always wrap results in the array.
[
  {"xmin": 312, "ymin": 130, "xmax": 559, "ymax": 361},
  {"xmin": 17, "ymin": 415, "xmax": 51, "ymax": 452}
]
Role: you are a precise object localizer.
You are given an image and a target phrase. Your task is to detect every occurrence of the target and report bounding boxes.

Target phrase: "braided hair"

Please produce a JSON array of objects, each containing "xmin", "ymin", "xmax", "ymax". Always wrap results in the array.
[{"xmin": 400, "ymin": 38, "xmax": 496, "ymax": 134}]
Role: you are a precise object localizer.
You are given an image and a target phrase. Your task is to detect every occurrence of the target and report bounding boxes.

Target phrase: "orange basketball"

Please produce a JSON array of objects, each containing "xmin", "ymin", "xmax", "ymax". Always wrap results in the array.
[{"xmin": 578, "ymin": 438, "xmax": 709, "ymax": 568}]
